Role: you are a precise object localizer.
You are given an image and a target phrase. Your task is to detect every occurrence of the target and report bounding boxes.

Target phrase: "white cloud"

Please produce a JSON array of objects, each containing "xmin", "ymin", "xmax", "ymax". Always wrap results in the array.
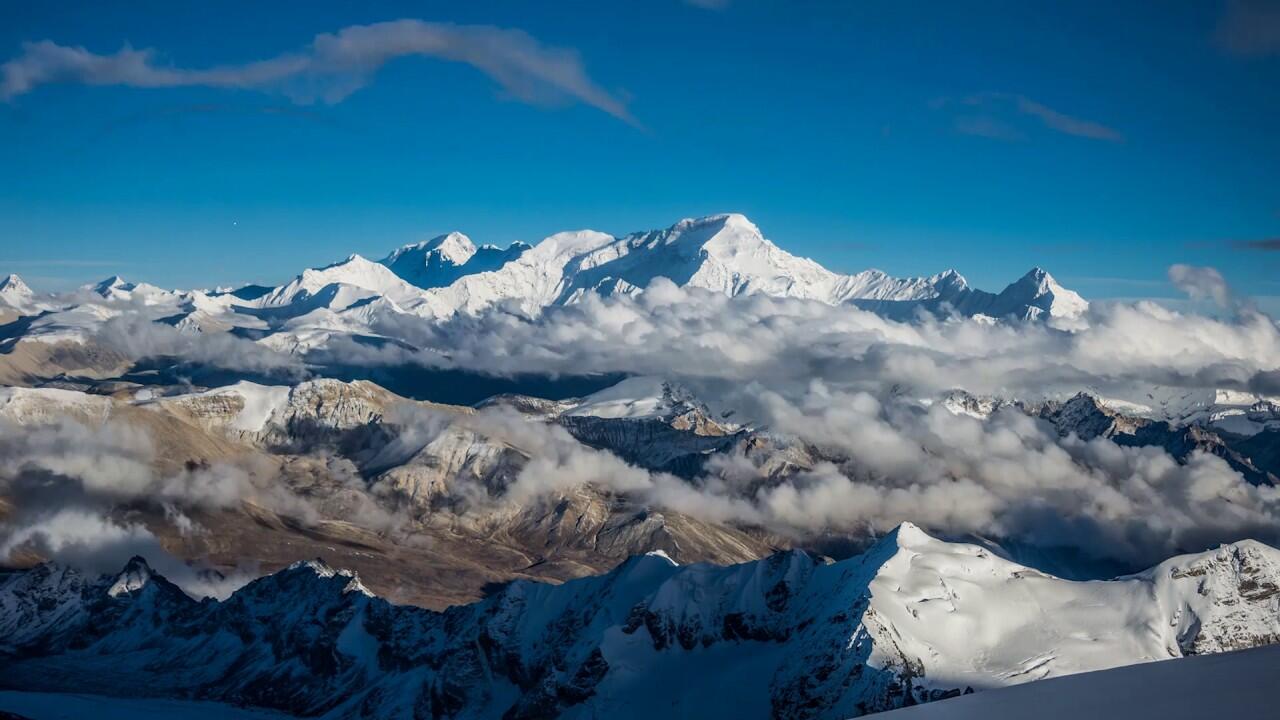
[
  {"xmin": 320, "ymin": 273, "xmax": 1280, "ymax": 403},
  {"xmin": 1, "ymin": 20, "xmax": 636, "ymax": 124},
  {"xmin": 1168, "ymin": 264, "xmax": 1232, "ymax": 309}
]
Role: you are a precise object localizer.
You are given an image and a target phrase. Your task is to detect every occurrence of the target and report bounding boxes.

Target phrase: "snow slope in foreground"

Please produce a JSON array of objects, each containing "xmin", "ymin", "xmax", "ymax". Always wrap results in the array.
[
  {"xmin": 878, "ymin": 643, "xmax": 1280, "ymax": 720},
  {"xmin": 0, "ymin": 690, "xmax": 292, "ymax": 719}
]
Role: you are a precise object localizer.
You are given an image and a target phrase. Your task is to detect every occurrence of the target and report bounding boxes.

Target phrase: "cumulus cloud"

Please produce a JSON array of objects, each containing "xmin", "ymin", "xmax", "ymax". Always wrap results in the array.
[
  {"xmin": 0, "ymin": 417, "xmax": 395, "ymax": 596},
  {"xmin": 293, "ymin": 268, "xmax": 1280, "ymax": 568},
  {"xmin": 368, "ymin": 381, "xmax": 1280, "ymax": 569},
  {"xmin": 316, "ymin": 274, "xmax": 1280, "ymax": 413},
  {"xmin": 684, "ymin": 384, "xmax": 1280, "ymax": 566},
  {"xmin": 94, "ymin": 314, "xmax": 305, "ymax": 380},
  {"xmin": 463, "ymin": 406, "xmax": 657, "ymax": 505},
  {"xmin": 1, "ymin": 19, "xmax": 637, "ymax": 124},
  {"xmin": 0, "ymin": 506, "xmax": 246, "ymax": 599},
  {"xmin": 1168, "ymin": 264, "xmax": 1233, "ymax": 309},
  {"xmin": 10, "ymin": 259, "xmax": 1280, "ymax": 576}
]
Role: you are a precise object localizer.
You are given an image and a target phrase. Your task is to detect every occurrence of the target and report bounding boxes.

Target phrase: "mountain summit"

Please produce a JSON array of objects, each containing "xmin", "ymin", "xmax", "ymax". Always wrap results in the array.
[
  {"xmin": 998, "ymin": 266, "xmax": 1089, "ymax": 320},
  {"xmin": 381, "ymin": 232, "xmax": 529, "ymax": 290},
  {"xmin": 402, "ymin": 213, "xmax": 1067, "ymax": 320},
  {"xmin": 0, "ymin": 273, "xmax": 33, "ymax": 307},
  {"xmin": 0, "ymin": 214, "xmax": 1090, "ymax": 354}
]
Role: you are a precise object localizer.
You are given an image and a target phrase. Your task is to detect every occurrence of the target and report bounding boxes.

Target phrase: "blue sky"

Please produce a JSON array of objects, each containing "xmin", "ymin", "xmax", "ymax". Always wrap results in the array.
[{"xmin": 1, "ymin": 0, "xmax": 1278, "ymax": 298}]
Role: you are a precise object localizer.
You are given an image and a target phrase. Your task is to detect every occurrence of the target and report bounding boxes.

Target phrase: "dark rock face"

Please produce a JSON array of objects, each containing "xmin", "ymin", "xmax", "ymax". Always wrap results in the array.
[
  {"xmin": 559, "ymin": 414, "xmax": 743, "ymax": 478},
  {"xmin": 1029, "ymin": 393, "xmax": 1278, "ymax": 485},
  {"xmin": 1229, "ymin": 429, "xmax": 1280, "ymax": 482},
  {"xmin": 4, "ymin": 527, "xmax": 1279, "ymax": 720}
]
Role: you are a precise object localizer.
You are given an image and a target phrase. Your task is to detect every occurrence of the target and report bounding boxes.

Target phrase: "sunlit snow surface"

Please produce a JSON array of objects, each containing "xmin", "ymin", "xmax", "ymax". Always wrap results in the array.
[{"xmin": 879, "ymin": 643, "xmax": 1280, "ymax": 720}]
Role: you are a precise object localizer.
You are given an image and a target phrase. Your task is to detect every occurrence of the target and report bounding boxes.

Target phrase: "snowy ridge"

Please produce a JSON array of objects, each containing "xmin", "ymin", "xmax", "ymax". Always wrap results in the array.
[
  {"xmin": 0, "ymin": 214, "xmax": 1089, "ymax": 357},
  {"xmin": 0, "ymin": 273, "xmax": 35, "ymax": 311},
  {"xmin": 2, "ymin": 523, "xmax": 1278, "ymax": 719},
  {"xmin": 380, "ymin": 231, "xmax": 531, "ymax": 290},
  {"xmin": 404, "ymin": 214, "xmax": 1077, "ymax": 320}
]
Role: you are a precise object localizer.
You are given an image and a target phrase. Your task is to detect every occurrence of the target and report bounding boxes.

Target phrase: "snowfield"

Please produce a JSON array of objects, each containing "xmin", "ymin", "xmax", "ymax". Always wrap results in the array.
[{"xmin": 879, "ymin": 642, "xmax": 1280, "ymax": 720}]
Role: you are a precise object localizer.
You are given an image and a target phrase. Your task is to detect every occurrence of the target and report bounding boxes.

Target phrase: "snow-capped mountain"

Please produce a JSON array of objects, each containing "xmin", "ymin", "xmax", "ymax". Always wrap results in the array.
[
  {"xmin": 86, "ymin": 274, "xmax": 175, "ymax": 304},
  {"xmin": 396, "ymin": 214, "xmax": 1086, "ymax": 321},
  {"xmin": 256, "ymin": 254, "xmax": 433, "ymax": 313},
  {"xmin": 3, "ymin": 524, "xmax": 1278, "ymax": 719},
  {"xmin": 0, "ymin": 273, "xmax": 34, "ymax": 310},
  {"xmin": 380, "ymin": 231, "xmax": 530, "ymax": 289},
  {"xmin": 0, "ymin": 214, "xmax": 1090, "ymax": 366},
  {"xmin": 0, "ymin": 214, "xmax": 1103, "ymax": 391},
  {"xmin": 850, "ymin": 266, "xmax": 1087, "ymax": 323},
  {"xmin": 936, "ymin": 390, "xmax": 1279, "ymax": 484}
]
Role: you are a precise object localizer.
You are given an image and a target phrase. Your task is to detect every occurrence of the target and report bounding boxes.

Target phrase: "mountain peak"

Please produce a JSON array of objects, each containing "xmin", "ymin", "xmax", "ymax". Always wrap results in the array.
[
  {"xmin": 931, "ymin": 268, "xmax": 970, "ymax": 290},
  {"xmin": 0, "ymin": 273, "xmax": 34, "ymax": 307},
  {"xmin": 87, "ymin": 275, "xmax": 140, "ymax": 299},
  {"xmin": 887, "ymin": 521, "xmax": 938, "ymax": 549},
  {"xmin": 863, "ymin": 522, "xmax": 944, "ymax": 560},
  {"xmin": 378, "ymin": 231, "xmax": 514, "ymax": 290},
  {"xmin": 283, "ymin": 558, "xmax": 373, "ymax": 596},
  {"xmin": 1000, "ymin": 267, "xmax": 1088, "ymax": 319},
  {"xmin": 0, "ymin": 273, "xmax": 31, "ymax": 293},
  {"xmin": 107, "ymin": 556, "xmax": 154, "ymax": 597},
  {"xmin": 384, "ymin": 231, "xmax": 477, "ymax": 267},
  {"xmin": 684, "ymin": 212, "xmax": 757, "ymax": 230},
  {"xmin": 287, "ymin": 557, "xmax": 338, "ymax": 577},
  {"xmin": 1018, "ymin": 266, "xmax": 1056, "ymax": 290}
]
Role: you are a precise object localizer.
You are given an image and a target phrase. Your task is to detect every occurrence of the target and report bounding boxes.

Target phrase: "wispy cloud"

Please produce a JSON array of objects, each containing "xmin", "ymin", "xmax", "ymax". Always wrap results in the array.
[
  {"xmin": 1216, "ymin": 0, "xmax": 1280, "ymax": 57},
  {"xmin": 0, "ymin": 19, "xmax": 637, "ymax": 125},
  {"xmin": 938, "ymin": 92, "xmax": 1123, "ymax": 143},
  {"xmin": 1230, "ymin": 238, "xmax": 1280, "ymax": 251},
  {"xmin": 1011, "ymin": 95, "xmax": 1123, "ymax": 142},
  {"xmin": 951, "ymin": 114, "xmax": 1024, "ymax": 142}
]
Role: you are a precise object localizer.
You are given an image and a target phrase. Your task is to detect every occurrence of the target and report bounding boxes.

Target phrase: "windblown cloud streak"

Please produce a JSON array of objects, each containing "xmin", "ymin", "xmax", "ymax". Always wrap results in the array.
[
  {"xmin": 1231, "ymin": 238, "xmax": 1280, "ymax": 252},
  {"xmin": 940, "ymin": 92, "xmax": 1123, "ymax": 142},
  {"xmin": 0, "ymin": 20, "xmax": 636, "ymax": 124}
]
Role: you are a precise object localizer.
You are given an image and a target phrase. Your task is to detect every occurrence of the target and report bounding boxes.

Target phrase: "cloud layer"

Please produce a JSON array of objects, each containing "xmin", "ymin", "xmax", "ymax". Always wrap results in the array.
[
  {"xmin": 313, "ymin": 274, "xmax": 1280, "ymax": 404},
  {"xmin": 363, "ymin": 380, "xmax": 1280, "ymax": 571},
  {"xmin": 0, "ymin": 416, "xmax": 400, "ymax": 597},
  {"xmin": 13, "ymin": 264, "xmax": 1280, "ymax": 578}
]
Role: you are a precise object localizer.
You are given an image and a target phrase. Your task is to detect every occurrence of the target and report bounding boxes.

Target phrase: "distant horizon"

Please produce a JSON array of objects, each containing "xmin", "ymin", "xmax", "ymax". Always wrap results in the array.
[{"xmin": 2, "ymin": 210, "xmax": 1271, "ymax": 316}]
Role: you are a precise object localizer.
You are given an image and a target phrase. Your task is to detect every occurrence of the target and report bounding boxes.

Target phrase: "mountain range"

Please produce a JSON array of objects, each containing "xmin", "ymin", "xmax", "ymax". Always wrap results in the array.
[
  {"xmin": 2, "ymin": 213, "xmax": 1280, "ymax": 718},
  {"xmin": 4, "ymin": 523, "xmax": 1278, "ymax": 719},
  {"xmin": 0, "ymin": 214, "xmax": 1087, "ymax": 360}
]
